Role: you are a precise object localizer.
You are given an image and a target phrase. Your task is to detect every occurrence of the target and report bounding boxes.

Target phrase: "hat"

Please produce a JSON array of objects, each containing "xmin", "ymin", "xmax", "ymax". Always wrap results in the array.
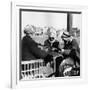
[
  {"xmin": 61, "ymin": 31, "xmax": 71, "ymax": 39},
  {"xmin": 24, "ymin": 25, "xmax": 34, "ymax": 34}
]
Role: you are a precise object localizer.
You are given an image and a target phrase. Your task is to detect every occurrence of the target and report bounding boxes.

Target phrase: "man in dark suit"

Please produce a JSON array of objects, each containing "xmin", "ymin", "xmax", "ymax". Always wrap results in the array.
[
  {"xmin": 61, "ymin": 31, "xmax": 80, "ymax": 65},
  {"xmin": 22, "ymin": 25, "xmax": 53, "ymax": 64}
]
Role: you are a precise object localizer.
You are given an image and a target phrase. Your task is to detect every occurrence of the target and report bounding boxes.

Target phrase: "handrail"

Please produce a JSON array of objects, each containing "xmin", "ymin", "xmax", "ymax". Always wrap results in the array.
[{"xmin": 21, "ymin": 59, "xmax": 44, "ymax": 64}]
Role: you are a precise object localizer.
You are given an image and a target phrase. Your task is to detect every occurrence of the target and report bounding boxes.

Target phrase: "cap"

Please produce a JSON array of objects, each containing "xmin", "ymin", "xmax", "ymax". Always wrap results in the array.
[{"xmin": 61, "ymin": 31, "xmax": 71, "ymax": 39}]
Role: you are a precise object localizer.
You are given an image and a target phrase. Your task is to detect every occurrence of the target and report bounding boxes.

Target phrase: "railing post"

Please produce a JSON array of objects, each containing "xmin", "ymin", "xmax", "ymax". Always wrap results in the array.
[{"xmin": 67, "ymin": 13, "xmax": 73, "ymax": 32}]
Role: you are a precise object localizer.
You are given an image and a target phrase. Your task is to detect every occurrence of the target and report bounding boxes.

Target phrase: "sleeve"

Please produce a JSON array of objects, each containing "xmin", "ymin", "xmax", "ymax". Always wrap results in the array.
[
  {"xmin": 44, "ymin": 40, "xmax": 50, "ymax": 47},
  {"xmin": 70, "ymin": 39, "xmax": 80, "ymax": 61},
  {"xmin": 52, "ymin": 41, "xmax": 59, "ymax": 48},
  {"xmin": 72, "ymin": 39, "xmax": 80, "ymax": 53},
  {"xmin": 26, "ymin": 37, "xmax": 48, "ymax": 59}
]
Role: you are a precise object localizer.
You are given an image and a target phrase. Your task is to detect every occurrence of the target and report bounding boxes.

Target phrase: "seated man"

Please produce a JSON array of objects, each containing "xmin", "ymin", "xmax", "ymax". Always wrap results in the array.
[
  {"xmin": 44, "ymin": 28, "xmax": 59, "ymax": 53},
  {"xmin": 61, "ymin": 31, "xmax": 80, "ymax": 66},
  {"xmin": 55, "ymin": 31, "xmax": 80, "ymax": 77},
  {"xmin": 22, "ymin": 25, "xmax": 53, "ymax": 65}
]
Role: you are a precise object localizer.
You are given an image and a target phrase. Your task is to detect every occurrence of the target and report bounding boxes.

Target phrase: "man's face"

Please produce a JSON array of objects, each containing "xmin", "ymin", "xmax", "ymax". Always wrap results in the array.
[
  {"xmin": 49, "ymin": 37, "xmax": 54, "ymax": 41},
  {"xmin": 62, "ymin": 37, "xmax": 71, "ymax": 42},
  {"xmin": 58, "ymin": 40, "xmax": 65, "ymax": 49}
]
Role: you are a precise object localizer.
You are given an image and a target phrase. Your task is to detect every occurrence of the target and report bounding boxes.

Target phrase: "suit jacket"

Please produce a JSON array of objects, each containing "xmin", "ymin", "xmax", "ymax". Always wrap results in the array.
[
  {"xmin": 63, "ymin": 39, "xmax": 80, "ymax": 64},
  {"xmin": 22, "ymin": 35, "xmax": 48, "ymax": 61},
  {"xmin": 64, "ymin": 39, "xmax": 80, "ymax": 53},
  {"xmin": 44, "ymin": 39, "xmax": 52, "ymax": 51}
]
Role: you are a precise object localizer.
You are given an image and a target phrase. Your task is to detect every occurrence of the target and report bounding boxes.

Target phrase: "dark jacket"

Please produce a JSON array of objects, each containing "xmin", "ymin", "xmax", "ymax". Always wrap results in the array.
[
  {"xmin": 64, "ymin": 39, "xmax": 80, "ymax": 53},
  {"xmin": 44, "ymin": 39, "xmax": 52, "ymax": 52},
  {"xmin": 44, "ymin": 39, "xmax": 59, "ymax": 52},
  {"xmin": 63, "ymin": 39, "xmax": 80, "ymax": 64},
  {"xmin": 22, "ymin": 35, "xmax": 48, "ymax": 61}
]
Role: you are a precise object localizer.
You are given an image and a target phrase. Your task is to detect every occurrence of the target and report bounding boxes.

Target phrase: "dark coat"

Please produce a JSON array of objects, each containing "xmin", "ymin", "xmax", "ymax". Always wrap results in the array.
[
  {"xmin": 44, "ymin": 39, "xmax": 52, "ymax": 52},
  {"xmin": 44, "ymin": 39, "xmax": 59, "ymax": 52},
  {"xmin": 63, "ymin": 39, "xmax": 80, "ymax": 64},
  {"xmin": 22, "ymin": 35, "xmax": 48, "ymax": 61},
  {"xmin": 64, "ymin": 39, "xmax": 80, "ymax": 53}
]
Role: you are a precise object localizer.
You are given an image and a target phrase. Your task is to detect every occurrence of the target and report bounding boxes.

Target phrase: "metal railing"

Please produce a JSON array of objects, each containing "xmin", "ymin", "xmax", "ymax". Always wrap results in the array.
[{"xmin": 21, "ymin": 59, "xmax": 46, "ymax": 80}]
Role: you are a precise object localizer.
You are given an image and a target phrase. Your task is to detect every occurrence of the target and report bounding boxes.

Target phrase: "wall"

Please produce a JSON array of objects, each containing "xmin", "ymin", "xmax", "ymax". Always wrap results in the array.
[{"xmin": 0, "ymin": 0, "xmax": 89, "ymax": 90}]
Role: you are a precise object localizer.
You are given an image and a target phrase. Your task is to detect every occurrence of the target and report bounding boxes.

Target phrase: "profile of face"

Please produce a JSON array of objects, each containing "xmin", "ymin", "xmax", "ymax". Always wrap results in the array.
[
  {"xmin": 58, "ymin": 39, "xmax": 65, "ymax": 49},
  {"xmin": 63, "ymin": 37, "xmax": 72, "ymax": 43}
]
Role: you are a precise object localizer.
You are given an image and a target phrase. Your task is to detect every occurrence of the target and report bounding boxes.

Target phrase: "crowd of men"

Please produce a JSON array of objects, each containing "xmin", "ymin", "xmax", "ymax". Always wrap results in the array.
[{"xmin": 22, "ymin": 25, "xmax": 80, "ymax": 77}]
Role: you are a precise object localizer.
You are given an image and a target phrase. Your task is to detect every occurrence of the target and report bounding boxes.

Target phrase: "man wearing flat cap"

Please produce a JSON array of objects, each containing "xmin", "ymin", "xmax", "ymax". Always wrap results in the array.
[
  {"xmin": 22, "ymin": 25, "xmax": 53, "ymax": 64},
  {"xmin": 61, "ymin": 31, "xmax": 80, "ymax": 65}
]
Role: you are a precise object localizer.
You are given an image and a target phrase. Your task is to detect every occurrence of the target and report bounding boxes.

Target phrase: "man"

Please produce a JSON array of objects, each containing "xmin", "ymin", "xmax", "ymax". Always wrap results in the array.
[
  {"xmin": 55, "ymin": 31, "xmax": 80, "ymax": 77},
  {"xmin": 44, "ymin": 28, "xmax": 59, "ymax": 52},
  {"xmin": 44, "ymin": 29, "xmax": 64, "ymax": 77},
  {"xmin": 61, "ymin": 31, "xmax": 80, "ymax": 65},
  {"xmin": 22, "ymin": 25, "xmax": 53, "ymax": 64}
]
